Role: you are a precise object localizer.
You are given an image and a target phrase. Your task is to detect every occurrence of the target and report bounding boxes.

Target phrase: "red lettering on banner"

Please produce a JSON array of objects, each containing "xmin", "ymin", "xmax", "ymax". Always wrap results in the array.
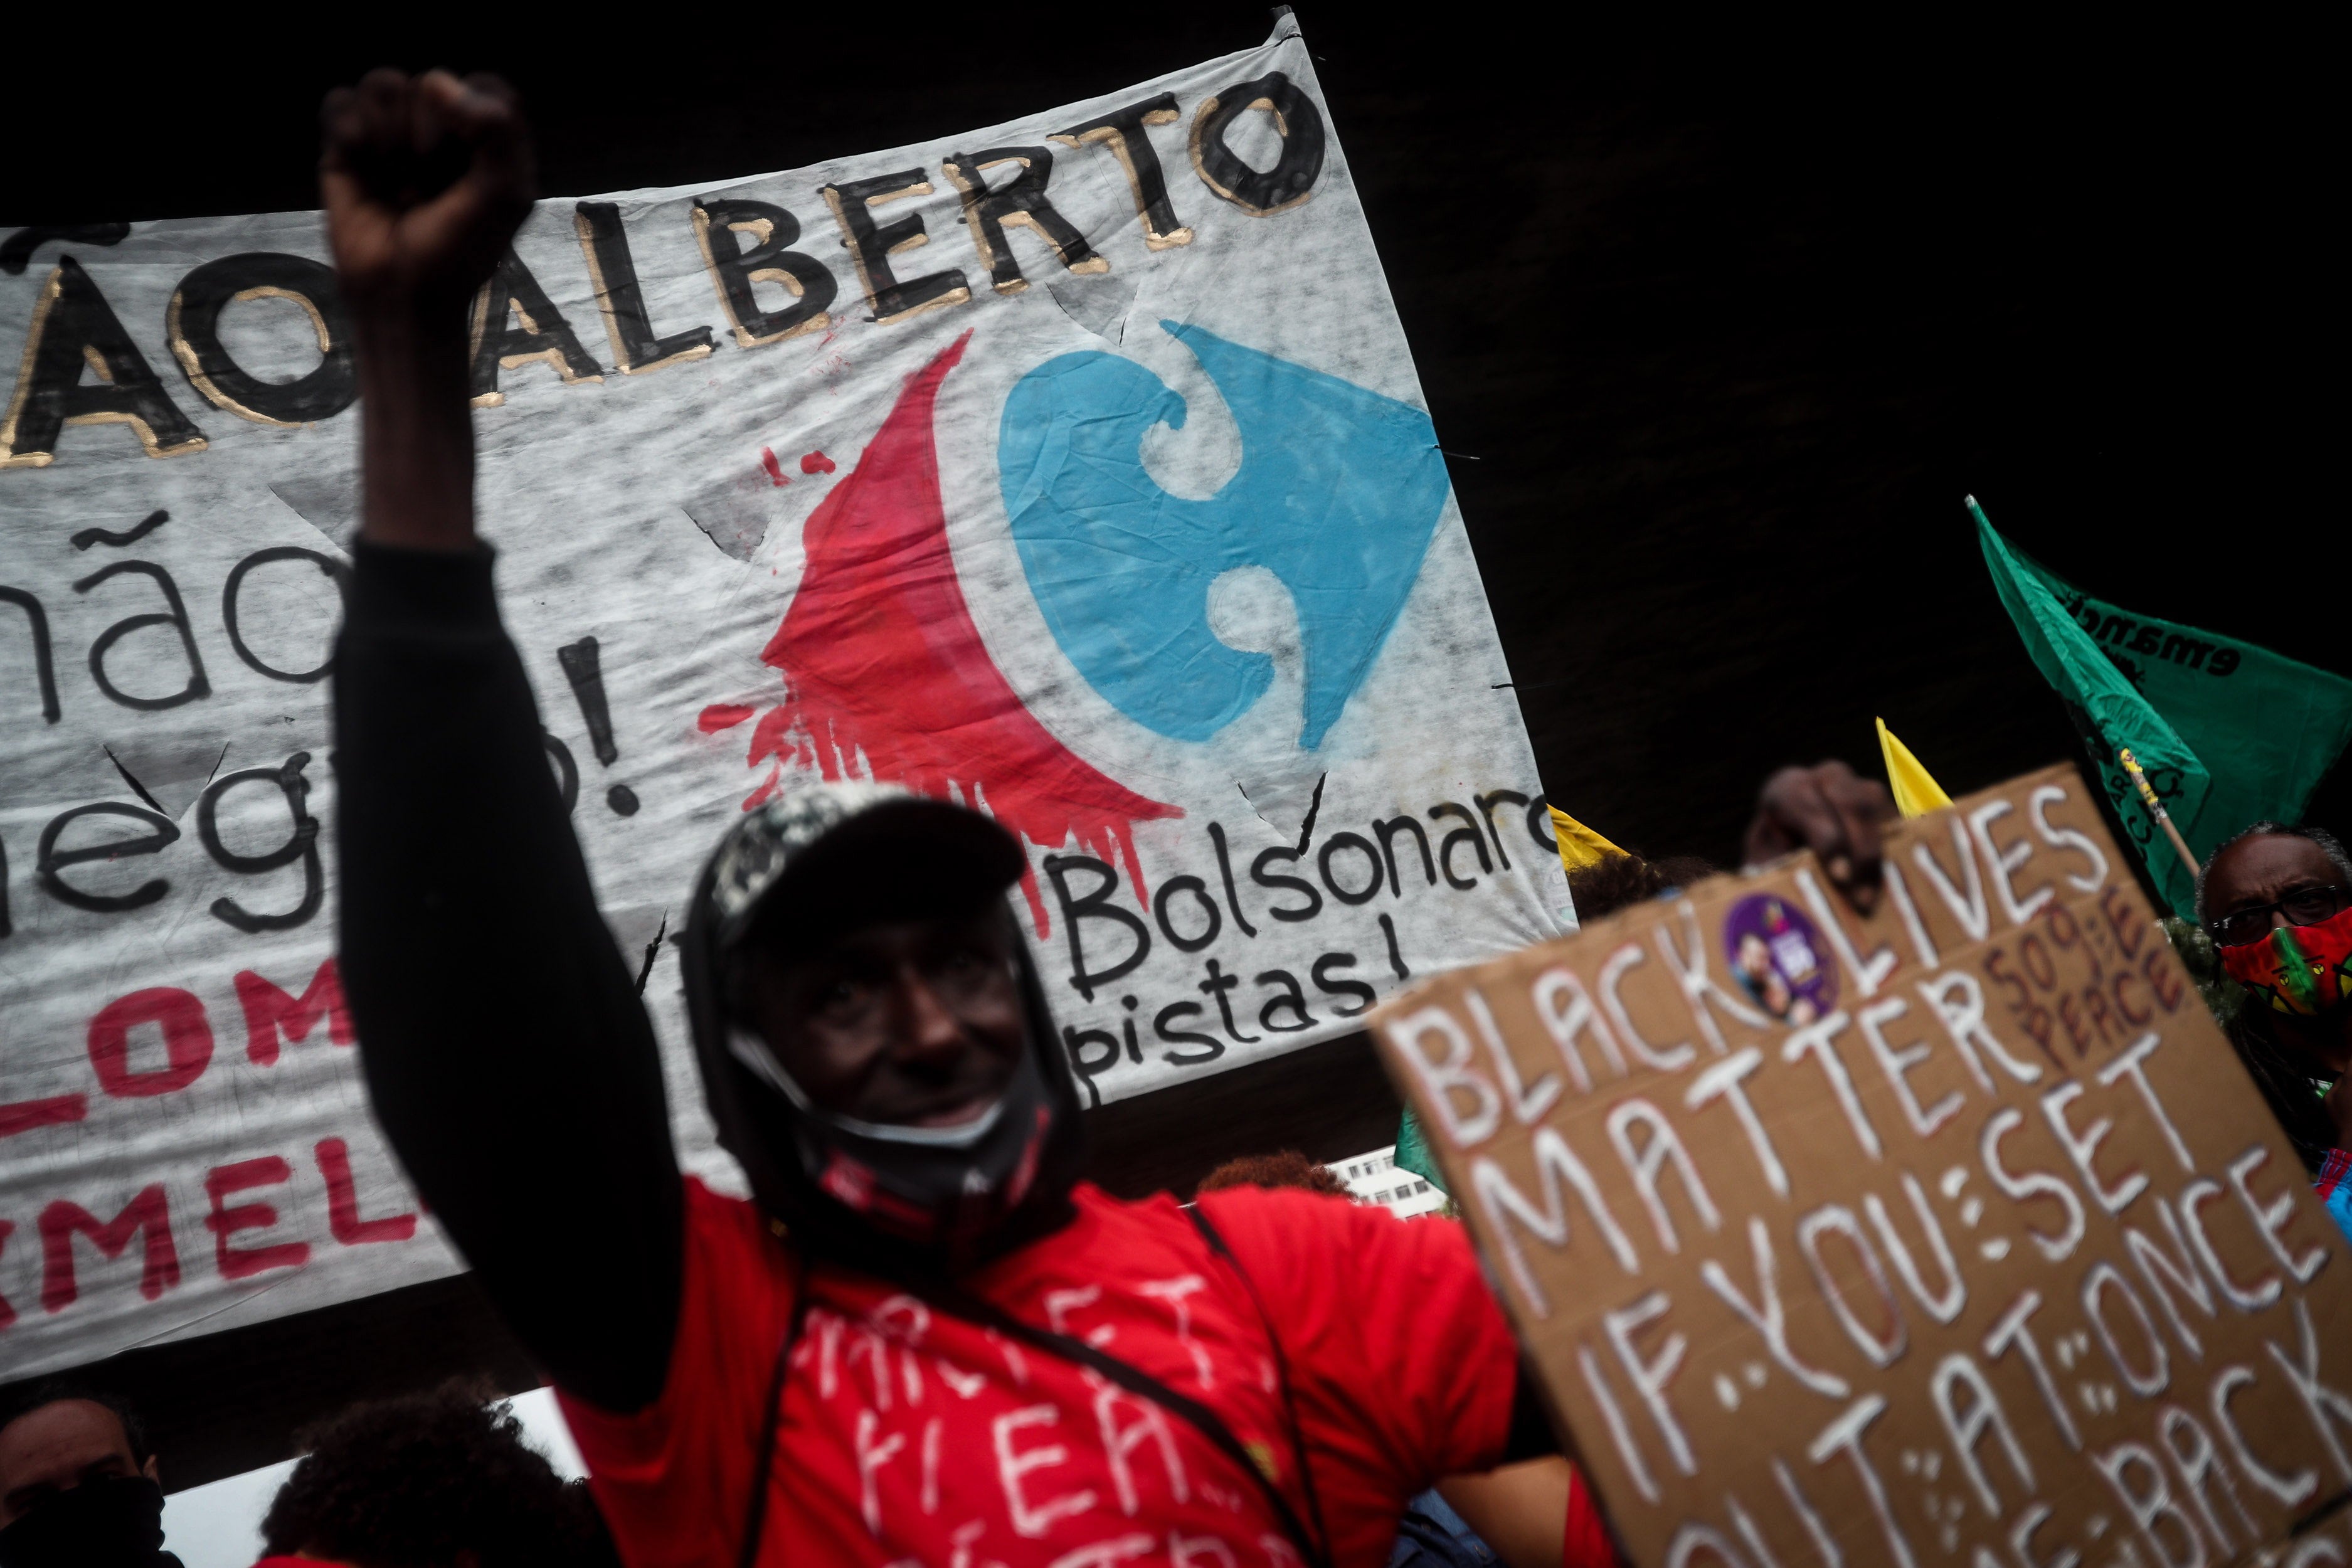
[
  {"xmin": 316, "ymin": 1138, "xmax": 417, "ymax": 1245},
  {"xmin": 0, "ymin": 1221, "xmax": 15, "ymax": 1330},
  {"xmin": 204, "ymin": 1157, "xmax": 310, "ymax": 1279},
  {"xmin": 0, "ymin": 1093, "xmax": 86, "ymax": 1139},
  {"xmin": 235, "ymin": 958, "xmax": 352, "ymax": 1066},
  {"xmin": 88, "ymin": 987, "xmax": 213, "ymax": 1097},
  {"xmin": 39, "ymin": 1185, "xmax": 179, "ymax": 1311}
]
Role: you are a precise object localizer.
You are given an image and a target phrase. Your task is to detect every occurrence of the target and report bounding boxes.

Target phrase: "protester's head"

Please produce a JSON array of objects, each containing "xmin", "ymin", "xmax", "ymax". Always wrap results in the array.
[
  {"xmin": 682, "ymin": 781, "xmax": 1085, "ymax": 1264},
  {"xmin": 2195, "ymin": 820, "xmax": 2352, "ymax": 1167},
  {"xmin": 1197, "ymin": 1150, "xmax": 1355, "ymax": 1199},
  {"xmin": 0, "ymin": 1382, "xmax": 166, "ymax": 1567},
  {"xmin": 260, "ymin": 1384, "xmax": 615, "ymax": 1568},
  {"xmin": 1567, "ymin": 850, "xmax": 1715, "ymax": 923},
  {"xmin": 2198, "ymin": 822, "xmax": 2352, "ymax": 942},
  {"xmin": 2199, "ymin": 822, "xmax": 2352, "ymax": 1037}
]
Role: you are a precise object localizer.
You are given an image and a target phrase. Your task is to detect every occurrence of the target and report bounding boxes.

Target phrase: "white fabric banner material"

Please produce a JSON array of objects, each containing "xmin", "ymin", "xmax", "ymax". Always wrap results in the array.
[{"xmin": 0, "ymin": 21, "xmax": 1566, "ymax": 1377}]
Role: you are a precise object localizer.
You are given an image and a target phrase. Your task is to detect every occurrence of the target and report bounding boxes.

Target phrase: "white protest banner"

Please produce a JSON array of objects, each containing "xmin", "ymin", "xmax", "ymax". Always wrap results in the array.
[
  {"xmin": 1375, "ymin": 764, "xmax": 2352, "ymax": 1568},
  {"xmin": 0, "ymin": 18, "xmax": 1566, "ymax": 1377}
]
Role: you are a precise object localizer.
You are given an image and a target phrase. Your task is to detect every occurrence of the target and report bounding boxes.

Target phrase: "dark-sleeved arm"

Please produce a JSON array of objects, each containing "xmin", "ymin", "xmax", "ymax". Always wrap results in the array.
[
  {"xmin": 334, "ymin": 541, "xmax": 683, "ymax": 1412},
  {"xmin": 1505, "ymin": 1371, "xmax": 1562, "ymax": 1462}
]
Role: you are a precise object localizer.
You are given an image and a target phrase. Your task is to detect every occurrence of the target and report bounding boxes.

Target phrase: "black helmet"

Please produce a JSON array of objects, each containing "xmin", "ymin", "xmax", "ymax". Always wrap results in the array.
[{"xmin": 677, "ymin": 781, "xmax": 1087, "ymax": 1273}]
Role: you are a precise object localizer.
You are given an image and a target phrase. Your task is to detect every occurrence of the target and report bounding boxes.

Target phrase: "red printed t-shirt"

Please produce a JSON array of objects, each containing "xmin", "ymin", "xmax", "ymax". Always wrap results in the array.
[{"xmin": 560, "ymin": 1179, "xmax": 1520, "ymax": 1568}]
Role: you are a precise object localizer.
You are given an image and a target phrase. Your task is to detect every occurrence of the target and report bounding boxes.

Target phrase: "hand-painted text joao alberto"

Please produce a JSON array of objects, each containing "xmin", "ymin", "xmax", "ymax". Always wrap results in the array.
[
  {"xmin": 0, "ymin": 20, "xmax": 1565, "ymax": 1377},
  {"xmin": 1376, "ymin": 765, "xmax": 2352, "ymax": 1568}
]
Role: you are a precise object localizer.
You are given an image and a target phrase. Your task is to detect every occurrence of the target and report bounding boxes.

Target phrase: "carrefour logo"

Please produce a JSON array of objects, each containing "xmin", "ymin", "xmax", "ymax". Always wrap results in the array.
[{"xmin": 998, "ymin": 322, "xmax": 1449, "ymax": 750}]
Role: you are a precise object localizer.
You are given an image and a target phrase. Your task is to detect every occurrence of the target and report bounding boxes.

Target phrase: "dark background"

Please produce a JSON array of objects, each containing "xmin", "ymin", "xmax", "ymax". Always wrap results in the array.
[{"xmin": 3, "ymin": 4, "xmax": 2336, "ymax": 1488}]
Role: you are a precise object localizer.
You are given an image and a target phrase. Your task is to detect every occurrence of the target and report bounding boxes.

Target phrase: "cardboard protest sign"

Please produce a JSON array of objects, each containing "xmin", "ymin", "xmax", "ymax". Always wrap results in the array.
[
  {"xmin": 1375, "ymin": 765, "xmax": 2352, "ymax": 1568},
  {"xmin": 0, "ymin": 18, "xmax": 1567, "ymax": 1378}
]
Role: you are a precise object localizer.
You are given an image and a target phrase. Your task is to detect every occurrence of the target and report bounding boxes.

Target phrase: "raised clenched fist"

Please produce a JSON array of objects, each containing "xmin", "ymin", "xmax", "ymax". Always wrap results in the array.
[
  {"xmin": 319, "ymin": 69, "xmax": 534, "ymax": 320},
  {"xmin": 1742, "ymin": 759, "xmax": 1897, "ymax": 913}
]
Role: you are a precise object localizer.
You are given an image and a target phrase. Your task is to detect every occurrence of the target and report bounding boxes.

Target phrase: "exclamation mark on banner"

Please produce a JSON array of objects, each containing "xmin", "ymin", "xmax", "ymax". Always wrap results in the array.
[{"xmin": 557, "ymin": 636, "xmax": 640, "ymax": 817}]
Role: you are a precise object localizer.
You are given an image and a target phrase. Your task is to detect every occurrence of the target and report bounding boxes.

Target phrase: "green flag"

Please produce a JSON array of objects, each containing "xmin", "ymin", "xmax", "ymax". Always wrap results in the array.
[
  {"xmin": 1975, "ymin": 501, "xmax": 2352, "ymax": 918},
  {"xmin": 1394, "ymin": 1106, "xmax": 1444, "ymax": 1194}
]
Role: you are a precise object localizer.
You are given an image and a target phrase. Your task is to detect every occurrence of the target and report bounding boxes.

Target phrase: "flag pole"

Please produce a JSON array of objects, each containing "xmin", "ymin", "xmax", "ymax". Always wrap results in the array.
[{"xmin": 2119, "ymin": 747, "xmax": 2201, "ymax": 879}]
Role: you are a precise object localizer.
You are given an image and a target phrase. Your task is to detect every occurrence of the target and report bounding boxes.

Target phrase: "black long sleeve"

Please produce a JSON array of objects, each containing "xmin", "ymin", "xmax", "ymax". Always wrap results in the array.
[
  {"xmin": 1503, "ymin": 1368, "xmax": 1561, "ymax": 1462},
  {"xmin": 334, "ymin": 541, "xmax": 683, "ymax": 1412}
]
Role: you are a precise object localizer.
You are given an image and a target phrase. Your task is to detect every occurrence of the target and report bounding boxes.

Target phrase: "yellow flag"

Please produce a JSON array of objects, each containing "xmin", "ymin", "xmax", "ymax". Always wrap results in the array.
[
  {"xmin": 1876, "ymin": 717, "xmax": 1954, "ymax": 819},
  {"xmin": 1549, "ymin": 805, "xmax": 1626, "ymax": 874}
]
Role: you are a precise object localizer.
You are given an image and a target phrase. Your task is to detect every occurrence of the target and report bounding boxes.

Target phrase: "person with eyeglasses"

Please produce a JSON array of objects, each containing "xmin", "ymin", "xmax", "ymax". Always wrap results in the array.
[{"xmin": 2196, "ymin": 821, "xmax": 2352, "ymax": 1241}]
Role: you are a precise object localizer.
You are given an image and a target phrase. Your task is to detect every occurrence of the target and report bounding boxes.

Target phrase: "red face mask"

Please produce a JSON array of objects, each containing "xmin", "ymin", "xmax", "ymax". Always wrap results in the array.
[{"xmin": 2219, "ymin": 901, "xmax": 2352, "ymax": 1016}]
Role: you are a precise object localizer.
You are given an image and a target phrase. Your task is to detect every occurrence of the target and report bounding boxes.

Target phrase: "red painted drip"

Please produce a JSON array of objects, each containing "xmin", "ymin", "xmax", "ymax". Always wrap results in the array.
[
  {"xmin": 745, "ymin": 332, "xmax": 1179, "ymax": 931},
  {"xmin": 800, "ymin": 450, "xmax": 837, "ymax": 475},
  {"xmin": 760, "ymin": 447, "xmax": 790, "ymax": 486},
  {"xmin": 699, "ymin": 703, "xmax": 757, "ymax": 733}
]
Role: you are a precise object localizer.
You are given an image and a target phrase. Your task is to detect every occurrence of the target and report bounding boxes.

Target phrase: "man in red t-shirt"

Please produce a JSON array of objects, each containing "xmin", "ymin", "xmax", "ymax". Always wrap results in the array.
[{"xmin": 325, "ymin": 71, "xmax": 1569, "ymax": 1568}]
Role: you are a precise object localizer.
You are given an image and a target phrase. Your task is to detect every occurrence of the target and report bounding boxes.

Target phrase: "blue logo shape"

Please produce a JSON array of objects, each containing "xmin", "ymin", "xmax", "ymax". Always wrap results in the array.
[{"xmin": 999, "ymin": 322, "xmax": 1449, "ymax": 750}]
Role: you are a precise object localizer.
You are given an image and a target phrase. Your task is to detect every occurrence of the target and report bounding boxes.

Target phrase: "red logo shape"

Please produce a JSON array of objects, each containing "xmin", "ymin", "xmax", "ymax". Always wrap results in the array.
[{"xmin": 741, "ymin": 332, "xmax": 1179, "ymax": 930}]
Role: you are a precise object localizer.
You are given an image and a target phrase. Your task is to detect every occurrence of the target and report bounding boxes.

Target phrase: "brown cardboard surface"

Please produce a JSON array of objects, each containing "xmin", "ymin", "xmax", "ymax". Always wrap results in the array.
[{"xmin": 1373, "ymin": 764, "xmax": 2352, "ymax": 1568}]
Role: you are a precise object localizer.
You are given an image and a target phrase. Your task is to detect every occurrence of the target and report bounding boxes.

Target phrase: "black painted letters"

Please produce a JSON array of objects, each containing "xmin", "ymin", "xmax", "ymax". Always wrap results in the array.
[
  {"xmin": 940, "ymin": 147, "xmax": 1105, "ymax": 295},
  {"xmin": 576, "ymin": 202, "xmax": 716, "ymax": 372},
  {"xmin": 469, "ymin": 250, "xmax": 603, "ymax": 406},
  {"xmin": 1188, "ymin": 73, "xmax": 1326, "ymax": 216},
  {"xmin": 818, "ymin": 171, "xmax": 972, "ymax": 326},
  {"xmin": 1, "ymin": 259, "xmax": 206, "ymax": 466},
  {"xmin": 166, "ymin": 253, "xmax": 356, "ymax": 425},
  {"xmin": 1052, "ymin": 95, "xmax": 1192, "ymax": 249},
  {"xmin": 689, "ymin": 199, "xmax": 837, "ymax": 348}
]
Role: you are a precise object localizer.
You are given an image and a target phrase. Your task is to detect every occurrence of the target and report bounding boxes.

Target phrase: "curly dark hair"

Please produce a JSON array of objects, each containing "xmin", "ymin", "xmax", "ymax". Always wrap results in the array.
[
  {"xmin": 1196, "ymin": 1149, "xmax": 1353, "ymax": 1198},
  {"xmin": 1567, "ymin": 852, "xmax": 1717, "ymax": 922},
  {"xmin": 260, "ymin": 1382, "xmax": 618, "ymax": 1568}
]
